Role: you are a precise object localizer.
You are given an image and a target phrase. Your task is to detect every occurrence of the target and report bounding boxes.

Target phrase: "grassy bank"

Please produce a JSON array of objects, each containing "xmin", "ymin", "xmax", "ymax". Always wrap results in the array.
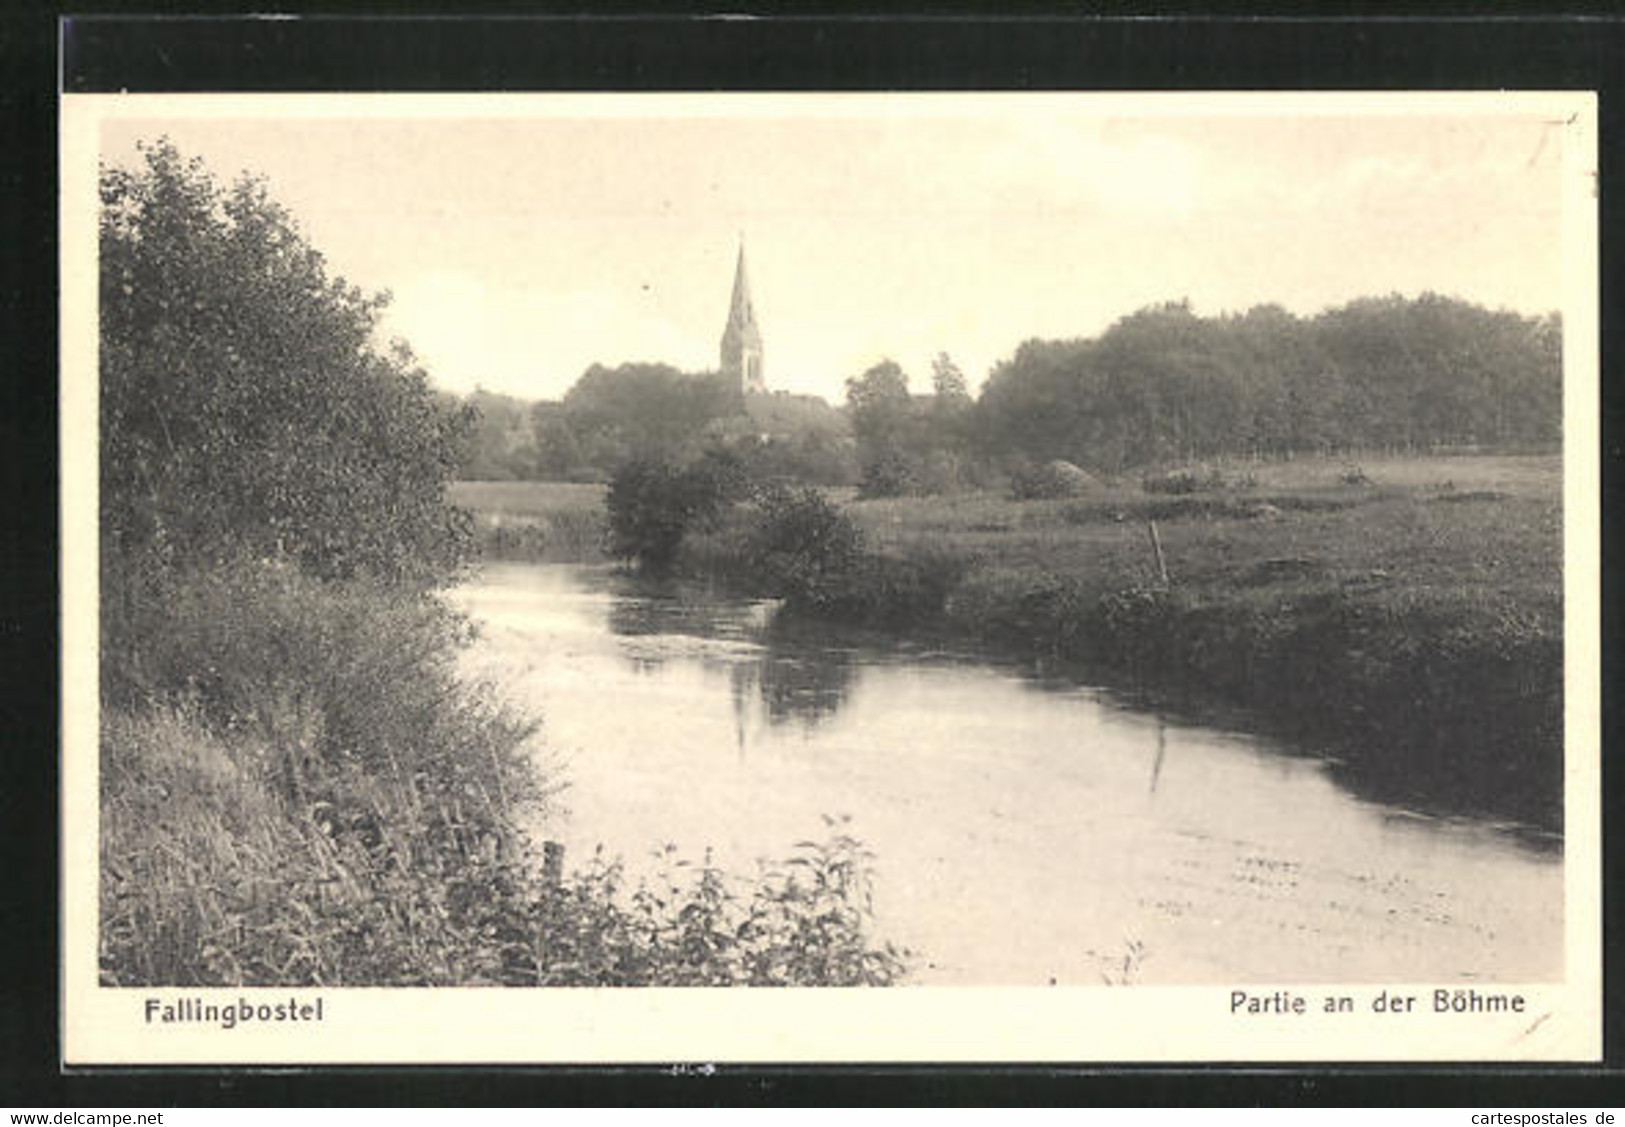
[
  {"xmin": 101, "ymin": 556, "xmax": 906, "ymax": 987},
  {"xmin": 679, "ymin": 455, "xmax": 1564, "ymax": 830},
  {"xmin": 448, "ymin": 481, "xmax": 608, "ymax": 562}
]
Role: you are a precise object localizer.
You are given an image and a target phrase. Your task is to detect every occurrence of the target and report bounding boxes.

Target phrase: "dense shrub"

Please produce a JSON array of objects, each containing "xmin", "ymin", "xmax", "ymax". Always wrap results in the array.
[
  {"xmin": 744, "ymin": 486, "xmax": 866, "ymax": 605},
  {"xmin": 100, "ymin": 139, "xmax": 473, "ymax": 587},
  {"xmin": 1010, "ymin": 459, "xmax": 1098, "ymax": 500},
  {"xmin": 856, "ymin": 448, "xmax": 920, "ymax": 499},
  {"xmin": 521, "ymin": 825, "xmax": 908, "ymax": 987},
  {"xmin": 738, "ymin": 487, "xmax": 970, "ymax": 626},
  {"xmin": 101, "ymin": 702, "xmax": 907, "ymax": 987},
  {"xmin": 1141, "ymin": 467, "xmax": 1227, "ymax": 495},
  {"xmin": 606, "ymin": 458, "xmax": 734, "ymax": 570}
]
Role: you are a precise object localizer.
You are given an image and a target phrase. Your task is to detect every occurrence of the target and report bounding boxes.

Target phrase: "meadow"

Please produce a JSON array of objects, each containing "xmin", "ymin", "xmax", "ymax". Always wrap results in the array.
[
  {"xmin": 448, "ymin": 480, "xmax": 608, "ymax": 562},
  {"xmin": 849, "ymin": 454, "xmax": 1559, "ymax": 614}
]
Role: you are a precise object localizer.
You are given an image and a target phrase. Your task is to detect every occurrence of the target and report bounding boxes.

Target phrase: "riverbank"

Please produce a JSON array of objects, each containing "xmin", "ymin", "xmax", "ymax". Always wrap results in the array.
[
  {"xmin": 683, "ymin": 455, "xmax": 1565, "ymax": 831},
  {"xmin": 448, "ymin": 480, "xmax": 608, "ymax": 562},
  {"xmin": 100, "ymin": 555, "xmax": 906, "ymax": 987},
  {"xmin": 456, "ymin": 456, "xmax": 1564, "ymax": 830}
]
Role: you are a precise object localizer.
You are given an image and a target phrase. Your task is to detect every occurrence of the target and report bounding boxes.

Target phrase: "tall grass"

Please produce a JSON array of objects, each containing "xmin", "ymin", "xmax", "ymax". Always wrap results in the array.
[
  {"xmin": 100, "ymin": 554, "xmax": 908, "ymax": 987},
  {"xmin": 447, "ymin": 481, "xmax": 608, "ymax": 562}
]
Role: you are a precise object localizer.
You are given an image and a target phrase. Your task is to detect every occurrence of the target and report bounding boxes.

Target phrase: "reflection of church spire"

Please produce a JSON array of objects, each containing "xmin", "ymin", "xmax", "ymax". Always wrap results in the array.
[{"xmin": 720, "ymin": 237, "xmax": 765, "ymax": 395}]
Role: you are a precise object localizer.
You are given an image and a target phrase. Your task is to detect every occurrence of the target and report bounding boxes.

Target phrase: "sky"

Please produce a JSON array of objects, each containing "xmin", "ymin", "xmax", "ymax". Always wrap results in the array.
[{"xmin": 99, "ymin": 97, "xmax": 1572, "ymax": 403}]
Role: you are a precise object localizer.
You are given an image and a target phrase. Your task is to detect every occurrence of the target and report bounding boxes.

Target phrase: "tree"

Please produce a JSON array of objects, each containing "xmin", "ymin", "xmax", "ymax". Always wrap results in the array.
[
  {"xmin": 530, "ymin": 402, "xmax": 588, "ymax": 479},
  {"xmin": 562, "ymin": 362, "xmax": 739, "ymax": 466},
  {"xmin": 458, "ymin": 388, "xmax": 541, "ymax": 480},
  {"xmin": 100, "ymin": 139, "xmax": 473, "ymax": 585},
  {"xmin": 604, "ymin": 458, "xmax": 731, "ymax": 571},
  {"xmin": 844, "ymin": 359, "xmax": 914, "ymax": 460},
  {"xmin": 844, "ymin": 359, "xmax": 921, "ymax": 495},
  {"xmin": 844, "ymin": 359, "xmax": 912, "ymax": 449},
  {"xmin": 930, "ymin": 352, "xmax": 970, "ymax": 404}
]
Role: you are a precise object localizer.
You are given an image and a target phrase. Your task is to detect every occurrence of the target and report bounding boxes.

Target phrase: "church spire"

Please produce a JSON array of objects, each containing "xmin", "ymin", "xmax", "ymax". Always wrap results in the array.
[{"xmin": 720, "ymin": 237, "xmax": 765, "ymax": 394}]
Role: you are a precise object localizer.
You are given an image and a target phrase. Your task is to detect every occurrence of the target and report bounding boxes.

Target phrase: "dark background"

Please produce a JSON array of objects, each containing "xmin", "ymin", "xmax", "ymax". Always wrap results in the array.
[{"xmin": 4, "ymin": 3, "xmax": 1621, "ymax": 1107}]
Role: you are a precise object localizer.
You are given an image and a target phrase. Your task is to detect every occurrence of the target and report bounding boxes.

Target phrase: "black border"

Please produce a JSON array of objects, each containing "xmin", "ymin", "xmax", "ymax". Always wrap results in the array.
[{"xmin": 4, "ymin": 6, "xmax": 1620, "ymax": 1107}]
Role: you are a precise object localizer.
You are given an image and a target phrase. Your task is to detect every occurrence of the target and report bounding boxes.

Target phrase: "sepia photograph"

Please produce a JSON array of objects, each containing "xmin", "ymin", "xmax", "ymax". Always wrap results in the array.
[{"xmin": 59, "ymin": 91, "xmax": 1600, "ymax": 1063}]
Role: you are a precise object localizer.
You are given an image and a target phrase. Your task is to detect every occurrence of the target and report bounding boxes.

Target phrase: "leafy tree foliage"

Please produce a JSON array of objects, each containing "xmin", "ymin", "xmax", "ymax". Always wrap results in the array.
[
  {"xmin": 456, "ymin": 388, "xmax": 541, "ymax": 481},
  {"xmin": 100, "ymin": 140, "xmax": 473, "ymax": 584},
  {"xmin": 930, "ymin": 351, "xmax": 971, "ymax": 405},
  {"xmin": 562, "ymin": 362, "xmax": 740, "ymax": 465},
  {"xmin": 976, "ymin": 295, "xmax": 1560, "ymax": 473},
  {"xmin": 844, "ymin": 358, "xmax": 913, "ymax": 453},
  {"xmin": 844, "ymin": 357, "xmax": 977, "ymax": 496},
  {"xmin": 604, "ymin": 458, "xmax": 733, "ymax": 571},
  {"xmin": 464, "ymin": 370, "xmax": 858, "ymax": 486}
]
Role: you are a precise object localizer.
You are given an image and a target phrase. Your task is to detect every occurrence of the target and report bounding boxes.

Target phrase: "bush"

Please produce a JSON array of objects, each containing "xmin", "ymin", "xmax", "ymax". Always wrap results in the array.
[
  {"xmin": 857, "ymin": 448, "xmax": 970, "ymax": 498},
  {"xmin": 605, "ymin": 458, "xmax": 732, "ymax": 571},
  {"xmin": 101, "ymin": 139, "xmax": 473, "ymax": 587},
  {"xmin": 521, "ymin": 822, "xmax": 908, "ymax": 987},
  {"xmin": 1010, "ymin": 459, "xmax": 1098, "ymax": 500},
  {"xmin": 744, "ymin": 485, "xmax": 866, "ymax": 607},
  {"xmin": 857, "ymin": 449, "xmax": 920, "ymax": 498},
  {"xmin": 101, "ymin": 698, "xmax": 907, "ymax": 986},
  {"xmin": 741, "ymin": 487, "xmax": 969, "ymax": 625},
  {"xmin": 1141, "ymin": 466, "xmax": 1227, "ymax": 495}
]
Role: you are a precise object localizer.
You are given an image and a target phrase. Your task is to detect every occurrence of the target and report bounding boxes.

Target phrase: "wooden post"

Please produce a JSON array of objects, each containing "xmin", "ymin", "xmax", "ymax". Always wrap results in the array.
[
  {"xmin": 1146, "ymin": 520, "xmax": 1170, "ymax": 587},
  {"xmin": 542, "ymin": 840, "xmax": 565, "ymax": 890}
]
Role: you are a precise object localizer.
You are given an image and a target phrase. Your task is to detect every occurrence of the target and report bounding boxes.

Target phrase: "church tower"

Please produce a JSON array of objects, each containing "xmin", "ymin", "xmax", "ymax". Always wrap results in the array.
[{"xmin": 719, "ymin": 239, "xmax": 765, "ymax": 394}]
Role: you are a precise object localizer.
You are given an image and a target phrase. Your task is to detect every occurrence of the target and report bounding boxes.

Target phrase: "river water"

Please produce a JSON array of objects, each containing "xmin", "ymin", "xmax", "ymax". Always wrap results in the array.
[{"xmin": 450, "ymin": 561, "xmax": 1562, "ymax": 986}]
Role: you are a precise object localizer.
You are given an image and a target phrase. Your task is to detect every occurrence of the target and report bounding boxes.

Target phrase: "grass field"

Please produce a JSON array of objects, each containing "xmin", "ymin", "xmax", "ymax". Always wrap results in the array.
[
  {"xmin": 850, "ymin": 454, "xmax": 1560, "ymax": 610},
  {"xmin": 449, "ymin": 480, "xmax": 608, "ymax": 561}
]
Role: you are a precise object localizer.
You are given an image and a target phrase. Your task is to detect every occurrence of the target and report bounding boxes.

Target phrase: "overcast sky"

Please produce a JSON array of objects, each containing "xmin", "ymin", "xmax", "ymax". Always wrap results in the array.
[{"xmin": 100, "ymin": 97, "xmax": 1569, "ymax": 402}]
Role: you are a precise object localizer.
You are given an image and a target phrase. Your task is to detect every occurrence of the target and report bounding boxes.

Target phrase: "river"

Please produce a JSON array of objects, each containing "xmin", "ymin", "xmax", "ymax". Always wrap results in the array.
[{"xmin": 450, "ymin": 561, "xmax": 1562, "ymax": 986}]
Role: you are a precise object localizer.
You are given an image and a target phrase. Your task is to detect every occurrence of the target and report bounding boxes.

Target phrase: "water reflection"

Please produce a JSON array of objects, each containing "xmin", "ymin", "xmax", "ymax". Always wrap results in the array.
[
  {"xmin": 599, "ymin": 572, "xmax": 862, "ymax": 747},
  {"xmin": 596, "ymin": 567, "xmax": 1557, "ymax": 845},
  {"xmin": 1149, "ymin": 717, "xmax": 1168, "ymax": 795},
  {"xmin": 729, "ymin": 643, "xmax": 857, "ymax": 731},
  {"xmin": 452, "ymin": 562, "xmax": 1563, "ymax": 984},
  {"xmin": 1001, "ymin": 651, "xmax": 1561, "ymax": 849}
]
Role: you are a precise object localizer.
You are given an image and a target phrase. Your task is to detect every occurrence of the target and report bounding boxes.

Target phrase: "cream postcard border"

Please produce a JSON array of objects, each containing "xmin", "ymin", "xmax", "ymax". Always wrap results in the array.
[{"xmin": 60, "ymin": 91, "xmax": 1602, "ymax": 1065}]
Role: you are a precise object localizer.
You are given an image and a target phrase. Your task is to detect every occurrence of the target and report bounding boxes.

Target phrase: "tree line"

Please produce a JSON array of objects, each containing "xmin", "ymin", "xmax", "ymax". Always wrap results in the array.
[
  {"xmin": 453, "ymin": 363, "xmax": 857, "ymax": 485},
  {"xmin": 973, "ymin": 297, "xmax": 1560, "ymax": 475},
  {"xmin": 459, "ymin": 295, "xmax": 1559, "ymax": 491}
]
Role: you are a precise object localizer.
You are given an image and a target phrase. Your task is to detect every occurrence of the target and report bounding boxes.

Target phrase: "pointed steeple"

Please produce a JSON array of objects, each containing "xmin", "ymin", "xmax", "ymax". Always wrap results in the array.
[
  {"xmin": 728, "ymin": 240, "xmax": 756, "ymax": 327},
  {"xmin": 720, "ymin": 237, "xmax": 765, "ymax": 394}
]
